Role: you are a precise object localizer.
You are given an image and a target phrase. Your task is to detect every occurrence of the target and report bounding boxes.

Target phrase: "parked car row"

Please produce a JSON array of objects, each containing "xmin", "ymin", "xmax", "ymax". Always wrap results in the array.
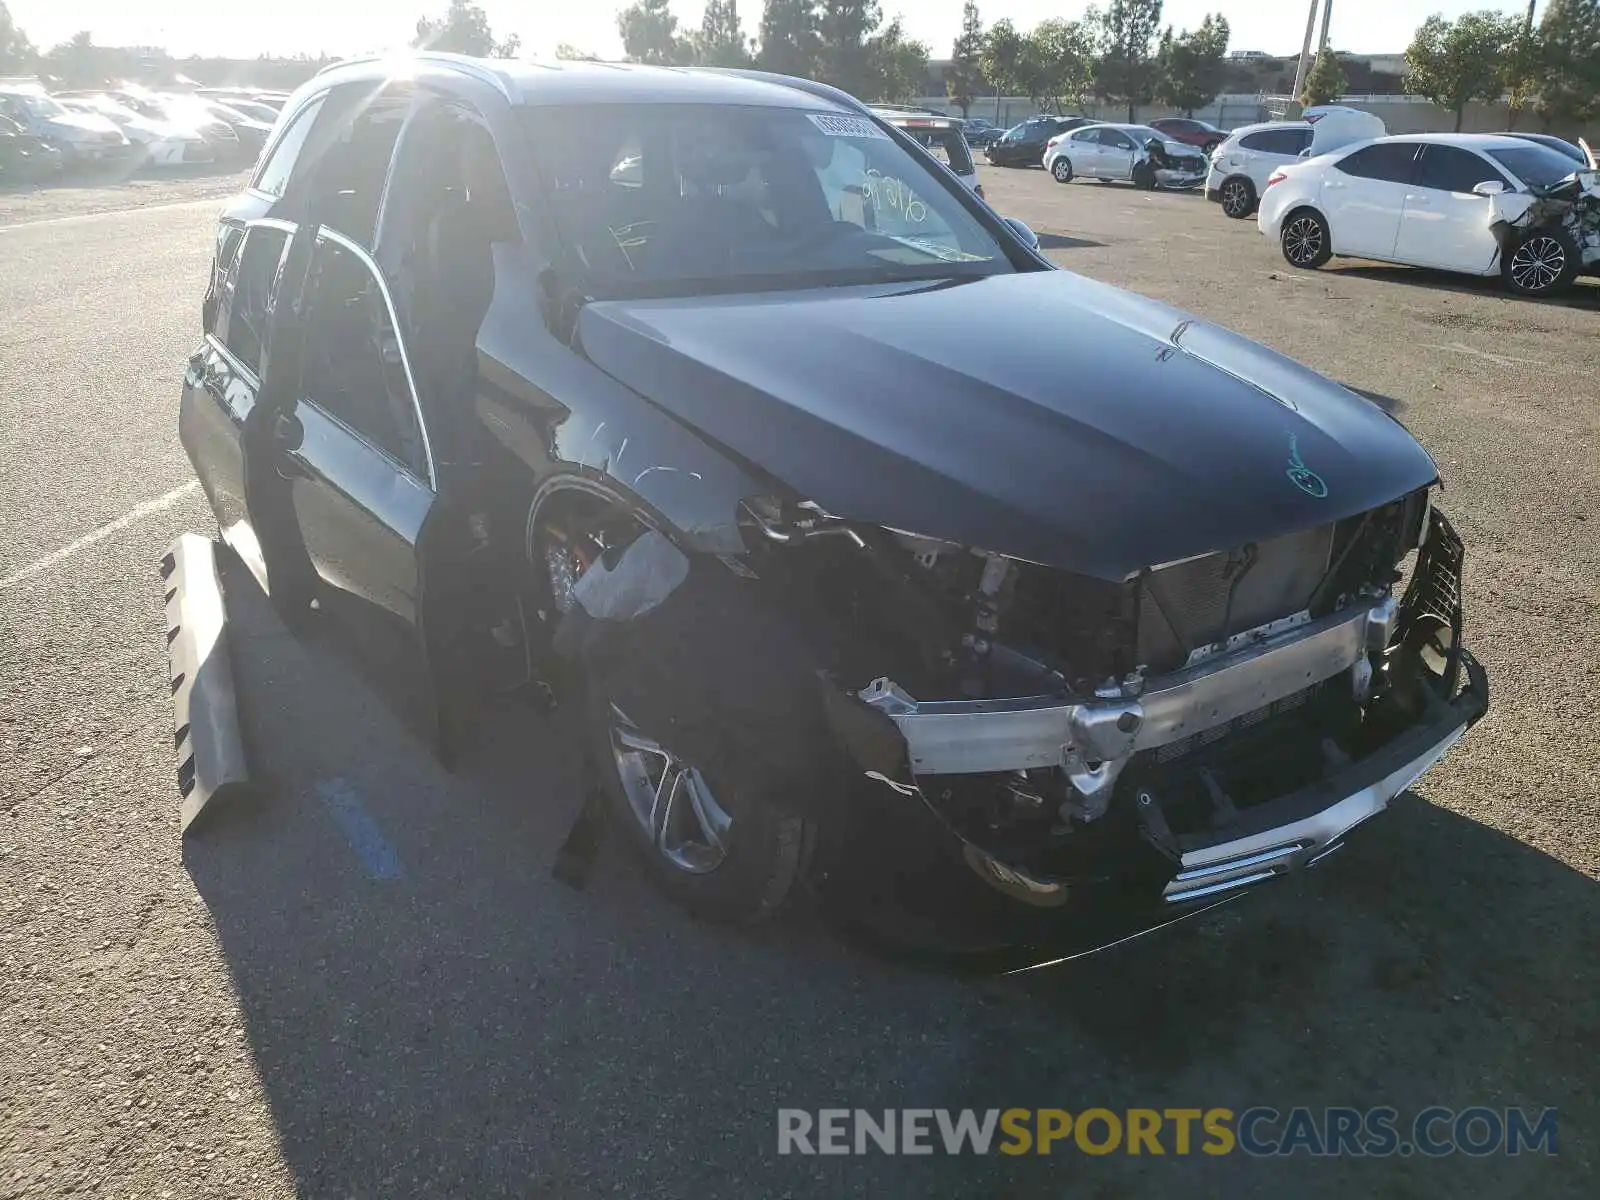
[{"xmin": 0, "ymin": 82, "xmax": 286, "ymax": 180}]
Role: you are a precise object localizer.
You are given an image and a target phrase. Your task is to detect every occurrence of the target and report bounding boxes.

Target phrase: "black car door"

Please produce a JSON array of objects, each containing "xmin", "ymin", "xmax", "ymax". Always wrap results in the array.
[
  {"xmin": 271, "ymin": 226, "xmax": 438, "ymax": 632},
  {"xmin": 179, "ymin": 216, "xmax": 313, "ymax": 599}
]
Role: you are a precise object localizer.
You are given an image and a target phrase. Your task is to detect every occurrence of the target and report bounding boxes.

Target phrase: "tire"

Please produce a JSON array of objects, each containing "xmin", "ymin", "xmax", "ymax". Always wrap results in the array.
[
  {"xmin": 536, "ymin": 519, "xmax": 814, "ymax": 925},
  {"xmin": 1281, "ymin": 208, "xmax": 1332, "ymax": 269},
  {"xmin": 584, "ymin": 687, "xmax": 813, "ymax": 925},
  {"xmin": 1219, "ymin": 175, "xmax": 1256, "ymax": 219},
  {"xmin": 1132, "ymin": 162, "xmax": 1157, "ymax": 191},
  {"xmin": 1050, "ymin": 156, "xmax": 1073, "ymax": 183},
  {"xmin": 1502, "ymin": 230, "xmax": 1580, "ymax": 297}
]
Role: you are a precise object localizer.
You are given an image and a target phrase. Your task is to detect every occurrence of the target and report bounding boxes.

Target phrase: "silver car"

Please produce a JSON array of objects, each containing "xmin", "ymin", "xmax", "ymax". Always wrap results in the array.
[{"xmin": 1043, "ymin": 122, "xmax": 1208, "ymax": 190}]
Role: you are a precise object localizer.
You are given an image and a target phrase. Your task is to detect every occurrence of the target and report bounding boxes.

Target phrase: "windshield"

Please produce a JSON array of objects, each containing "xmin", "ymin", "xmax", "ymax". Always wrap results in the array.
[
  {"xmin": 523, "ymin": 103, "xmax": 1010, "ymax": 297},
  {"xmin": 1488, "ymin": 145, "xmax": 1583, "ymax": 190},
  {"xmin": 1124, "ymin": 126, "xmax": 1165, "ymax": 143}
]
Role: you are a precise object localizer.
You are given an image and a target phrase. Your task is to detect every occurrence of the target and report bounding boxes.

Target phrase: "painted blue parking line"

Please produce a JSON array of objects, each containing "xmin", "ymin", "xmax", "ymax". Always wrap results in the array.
[{"xmin": 316, "ymin": 778, "xmax": 405, "ymax": 881}]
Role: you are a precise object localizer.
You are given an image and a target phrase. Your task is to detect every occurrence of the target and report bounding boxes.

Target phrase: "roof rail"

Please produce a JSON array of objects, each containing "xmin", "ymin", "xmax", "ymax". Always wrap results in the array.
[{"xmin": 314, "ymin": 51, "xmax": 513, "ymax": 101}]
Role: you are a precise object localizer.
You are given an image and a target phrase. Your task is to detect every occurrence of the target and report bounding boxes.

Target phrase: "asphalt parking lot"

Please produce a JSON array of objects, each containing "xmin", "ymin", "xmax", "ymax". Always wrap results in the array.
[{"xmin": 1, "ymin": 166, "xmax": 1596, "ymax": 1199}]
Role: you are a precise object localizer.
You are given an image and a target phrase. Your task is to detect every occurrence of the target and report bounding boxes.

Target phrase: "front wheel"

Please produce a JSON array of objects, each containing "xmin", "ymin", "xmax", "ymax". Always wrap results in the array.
[
  {"xmin": 1050, "ymin": 156, "xmax": 1073, "ymax": 183},
  {"xmin": 1132, "ymin": 162, "xmax": 1157, "ymax": 190},
  {"xmin": 586, "ymin": 690, "xmax": 812, "ymax": 923},
  {"xmin": 1281, "ymin": 209, "xmax": 1332, "ymax": 269},
  {"xmin": 1503, "ymin": 231, "xmax": 1579, "ymax": 297},
  {"xmin": 539, "ymin": 522, "xmax": 815, "ymax": 924},
  {"xmin": 1219, "ymin": 175, "xmax": 1256, "ymax": 218}
]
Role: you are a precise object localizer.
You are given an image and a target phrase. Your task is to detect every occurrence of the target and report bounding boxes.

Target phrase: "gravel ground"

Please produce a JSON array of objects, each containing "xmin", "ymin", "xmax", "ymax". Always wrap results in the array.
[
  {"xmin": 0, "ymin": 168, "xmax": 249, "ymax": 228},
  {"xmin": 0, "ymin": 168, "xmax": 1595, "ymax": 1199}
]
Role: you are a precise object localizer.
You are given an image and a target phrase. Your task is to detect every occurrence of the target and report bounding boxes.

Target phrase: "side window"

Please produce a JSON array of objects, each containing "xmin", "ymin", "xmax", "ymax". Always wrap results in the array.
[
  {"xmin": 1335, "ymin": 142, "xmax": 1420, "ymax": 183},
  {"xmin": 1241, "ymin": 128, "xmax": 1304, "ymax": 155},
  {"xmin": 300, "ymin": 234, "xmax": 428, "ymax": 480},
  {"xmin": 252, "ymin": 95, "xmax": 325, "ymax": 197},
  {"xmin": 1104, "ymin": 130, "xmax": 1135, "ymax": 150},
  {"xmin": 1415, "ymin": 145, "xmax": 1502, "ymax": 194},
  {"xmin": 1071, "ymin": 128, "xmax": 1100, "ymax": 144},
  {"xmin": 219, "ymin": 224, "xmax": 292, "ymax": 377}
]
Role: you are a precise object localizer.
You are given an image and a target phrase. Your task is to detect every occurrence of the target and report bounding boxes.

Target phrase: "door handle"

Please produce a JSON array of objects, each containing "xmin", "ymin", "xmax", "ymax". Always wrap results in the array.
[{"xmin": 273, "ymin": 410, "xmax": 304, "ymax": 453}]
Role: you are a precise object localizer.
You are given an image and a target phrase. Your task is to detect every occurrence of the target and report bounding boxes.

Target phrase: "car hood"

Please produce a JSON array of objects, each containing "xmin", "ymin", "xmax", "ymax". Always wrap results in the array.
[
  {"xmin": 47, "ymin": 113, "xmax": 121, "ymax": 138},
  {"xmin": 578, "ymin": 270, "xmax": 1437, "ymax": 580}
]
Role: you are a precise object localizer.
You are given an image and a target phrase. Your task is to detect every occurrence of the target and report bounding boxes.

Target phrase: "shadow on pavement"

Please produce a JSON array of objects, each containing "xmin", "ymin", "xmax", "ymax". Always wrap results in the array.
[
  {"xmin": 1035, "ymin": 232, "xmax": 1105, "ymax": 251},
  {"xmin": 183, "ymin": 561, "xmax": 1598, "ymax": 1198},
  {"xmin": 1330, "ymin": 262, "xmax": 1600, "ymax": 311}
]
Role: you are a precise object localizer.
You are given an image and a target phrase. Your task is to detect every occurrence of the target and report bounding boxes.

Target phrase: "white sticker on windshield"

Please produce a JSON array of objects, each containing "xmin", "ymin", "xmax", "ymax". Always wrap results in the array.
[{"xmin": 807, "ymin": 112, "xmax": 891, "ymax": 140}]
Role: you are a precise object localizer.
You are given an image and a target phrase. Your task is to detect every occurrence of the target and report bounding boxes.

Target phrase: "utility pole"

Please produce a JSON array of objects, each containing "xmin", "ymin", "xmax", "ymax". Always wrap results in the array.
[
  {"xmin": 1290, "ymin": 0, "xmax": 1321, "ymax": 109},
  {"xmin": 1319, "ymin": 0, "xmax": 1334, "ymax": 50}
]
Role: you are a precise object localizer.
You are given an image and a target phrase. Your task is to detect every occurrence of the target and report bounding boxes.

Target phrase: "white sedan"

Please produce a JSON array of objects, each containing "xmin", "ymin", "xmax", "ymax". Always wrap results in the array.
[
  {"xmin": 1042, "ymin": 123, "xmax": 1208, "ymax": 190},
  {"xmin": 1258, "ymin": 133, "xmax": 1596, "ymax": 297},
  {"xmin": 57, "ymin": 95, "xmax": 212, "ymax": 169}
]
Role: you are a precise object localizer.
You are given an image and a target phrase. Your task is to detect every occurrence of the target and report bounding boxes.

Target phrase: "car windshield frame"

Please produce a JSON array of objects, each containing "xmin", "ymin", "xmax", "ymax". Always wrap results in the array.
[
  {"xmin": 522, "ymin": 101, "xmax": 1018, "ymax": 300},
  {"xmin": 1486, "ymin": 144, "xmax": 1583, "ymax": 191}
]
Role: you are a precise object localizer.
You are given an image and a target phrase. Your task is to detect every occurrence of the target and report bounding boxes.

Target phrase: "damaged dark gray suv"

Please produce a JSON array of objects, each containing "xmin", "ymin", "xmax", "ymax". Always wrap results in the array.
[{"xmin": 181, "ymin": 54, "xmax": 1487, "ymax": 959}]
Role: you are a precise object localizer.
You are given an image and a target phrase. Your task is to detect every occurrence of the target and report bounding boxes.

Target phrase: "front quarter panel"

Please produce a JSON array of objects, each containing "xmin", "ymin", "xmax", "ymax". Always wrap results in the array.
[{"xmin": 473, "ymin": 254, "xmax": 773, "ymax": 554}]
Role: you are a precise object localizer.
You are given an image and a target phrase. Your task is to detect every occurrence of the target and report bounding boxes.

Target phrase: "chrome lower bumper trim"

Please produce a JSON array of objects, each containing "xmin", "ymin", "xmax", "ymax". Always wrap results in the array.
[{"xmin": 1161, "ymin": 718, "xmax": 1468, "ymax": 903}]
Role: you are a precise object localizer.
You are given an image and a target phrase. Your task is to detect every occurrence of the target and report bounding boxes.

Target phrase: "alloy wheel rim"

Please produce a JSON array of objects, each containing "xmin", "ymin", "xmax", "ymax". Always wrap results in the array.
[
  {"xmin": 1510, "ymin": 237, "xmax": 1564, "ymax": 292},
  {"xmin": 1222, "ymin": 180, "xmax": 1248, "ymax": 215},
  {"xmin": 1285, "ymin": 216, "xmax": 1323, "ymax": 264},
  {"xmin": 609, "ymin": 706, "xmax": 732, "ymax": 875},
  {"xmin": 1052, "ymin": 159, "xmax": 1071, "ymax": 181}
]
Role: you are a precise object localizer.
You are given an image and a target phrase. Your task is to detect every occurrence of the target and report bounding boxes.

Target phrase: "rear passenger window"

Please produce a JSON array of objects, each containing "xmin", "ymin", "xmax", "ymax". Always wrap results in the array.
[
  {"xmin": 1240, "ymin": 128, "xmax": 1310, "ymax": 155},
  {"xmin": 253, "ymin": 95, "xmax": 325, "ymax": 197},
  {"xmin": 220, "ymin": 224, "xmax": 291, "ymax": 377},
  {"xmin": 1335, "ymin": 142, "xmax": 1420, "ymax": 183},
  {"xmin": 1415, "ymin": 145, "xmax": 1502, "ymax": 193},
  {"xmin": 300, "ymin": 234, "xmax": 428, "ymax": 479}
]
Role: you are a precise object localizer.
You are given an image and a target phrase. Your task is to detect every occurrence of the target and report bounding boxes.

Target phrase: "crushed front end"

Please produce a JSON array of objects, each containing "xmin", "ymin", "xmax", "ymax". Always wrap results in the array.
[{"xmin": 777, "ymin": 490, "xmax": 1488, "ymax": 919}]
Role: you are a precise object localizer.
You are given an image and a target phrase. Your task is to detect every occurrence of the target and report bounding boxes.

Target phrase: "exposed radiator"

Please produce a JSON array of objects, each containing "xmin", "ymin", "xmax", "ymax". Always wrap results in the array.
[{"xmin": 1137, "ymin": 524, "xmax": 1334, "ymax": 673}]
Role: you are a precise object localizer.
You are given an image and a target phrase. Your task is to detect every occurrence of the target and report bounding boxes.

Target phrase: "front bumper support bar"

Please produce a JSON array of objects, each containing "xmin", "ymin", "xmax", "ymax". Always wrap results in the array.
[{"xmin": 860, "ymin": 597, "xmax": 1396, "ymax": 777}]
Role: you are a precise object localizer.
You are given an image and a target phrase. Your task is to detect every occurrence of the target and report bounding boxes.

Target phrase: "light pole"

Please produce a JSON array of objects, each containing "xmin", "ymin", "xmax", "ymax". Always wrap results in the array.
[{"xmin": 1290, "ymin": 0, "xmax": 1321, "ymax": 111}]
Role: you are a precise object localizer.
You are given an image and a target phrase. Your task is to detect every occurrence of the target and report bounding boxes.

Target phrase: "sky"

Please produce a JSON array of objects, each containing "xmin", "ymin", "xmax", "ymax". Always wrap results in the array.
[{"xmin": 4, "ymin": 0, "xmax": 1529, "ymax": 63}]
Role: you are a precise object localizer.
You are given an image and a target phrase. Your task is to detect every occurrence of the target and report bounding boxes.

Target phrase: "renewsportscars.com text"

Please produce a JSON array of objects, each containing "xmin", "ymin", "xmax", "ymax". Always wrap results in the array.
[{"xmin": 776, "ymin": 1107, "xmax": 1558, "ymax": 1157}]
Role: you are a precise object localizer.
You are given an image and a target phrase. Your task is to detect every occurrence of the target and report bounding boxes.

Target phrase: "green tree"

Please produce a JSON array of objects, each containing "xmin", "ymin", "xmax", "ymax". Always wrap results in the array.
[
  {"xmin": 870, "ymin": 18, "xmax": 930, "ymax": 101},
  {"xmin": 618, "ymin": 0, "xmax": 691, "ymax": 65},
  {"xmin": 979, "ymin": 18, "xmax": 1026, "ymax": 102},
  {"xmin": 757, "ymin": 0, "xmax": 820, "ymax": 78},
  {"xmin": 413, "ymin": 0, "xmax": 519, "ymax": 56},
  {"xmin": 1023, "ymin": 19, "xmax": 1096, "ymax": 113},
  {"xmin": 947, "ymin": 2, "xmax": 985, "ymax": 116},
  {"xmin": 1300, "ymin": 47, "xmax": 1347, "ymax": 106},
  {"xmin": 1502, "ymin": 2, "xmax": 1540, "ymax": 129},
  {"xmin": 816, "ymin": 0, "xmax": 881, "ymax": 97},
  {"xmin": 44, "ymin": 31, "xmax": 109, "ymax": 87},
  {"xmin": 1, "ymin": 2, "xmax": 36, "ymax": 73},
  {"xmin": 1156, "ymin": 13, "xmax": 1230, "ymax": 115},
  {"xmin": 1091, "ymin": 0, "xmax": 1164, "ymax": 121},
  {"xmin": 1536, "ymin": 0, "xmax": 1600, "ymax": 126},
  {"xmin": 1405, "ymin": 11, "xmax": 1520, "ymax": 131},
  {"xmin": 554, "ymin": 43, "xmax": 598, "ymax": 61},
  {"xmin": 695, "ymin": 1, "xmax": 753, "ymax": 67}
]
